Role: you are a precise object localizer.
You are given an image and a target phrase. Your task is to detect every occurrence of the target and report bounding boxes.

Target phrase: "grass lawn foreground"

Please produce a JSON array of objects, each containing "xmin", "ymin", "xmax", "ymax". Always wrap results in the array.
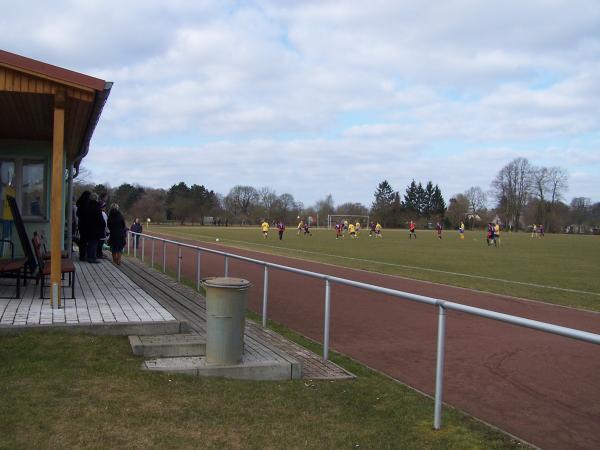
[
  {"xmin": 152, "ymin": 225, "xmax": 600, "ymax": 312},
  {"xmin": 0, "ymin": 331, "xmax": 526, "ymax": 450}
]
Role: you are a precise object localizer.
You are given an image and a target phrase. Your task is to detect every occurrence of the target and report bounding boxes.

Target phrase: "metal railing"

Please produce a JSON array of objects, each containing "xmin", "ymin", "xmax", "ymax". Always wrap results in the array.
[{"xmin": 126, "ymin": 231, "xmax": 600, "ymax": 430}]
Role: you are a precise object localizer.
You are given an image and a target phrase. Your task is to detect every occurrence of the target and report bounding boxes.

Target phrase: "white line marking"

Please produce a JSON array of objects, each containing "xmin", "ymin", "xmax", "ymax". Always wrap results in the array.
[{"xmin": 156, "ymin": 228, "xmax": 600, "ymax": 298}]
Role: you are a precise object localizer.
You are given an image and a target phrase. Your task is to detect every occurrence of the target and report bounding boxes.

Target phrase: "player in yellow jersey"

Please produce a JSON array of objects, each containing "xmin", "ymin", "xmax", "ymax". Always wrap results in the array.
[
  {"xmin": 459, "ymin": 221, "xmax": 465, "ymax": 240},
  {"xmin": 375, "ymin": 222, "xmax": 382, "ymax": 238},
  {"xmin": 261, "ymin": 220, "xmax": 269, "ymax": 238},
  {"xmin": 494, "ymin": 222, "xmax": 501, "ymax": 246},
  {"xmin": 355, "ymin": 221, "xmax": 361, "ymax": 236},
  {"xmin": 348, "ymin": 223, "xmax": 357, "ymax": 239},
  {"xmin": 297, "ymin": 219, "xmax": 304, "ymax": 236}
]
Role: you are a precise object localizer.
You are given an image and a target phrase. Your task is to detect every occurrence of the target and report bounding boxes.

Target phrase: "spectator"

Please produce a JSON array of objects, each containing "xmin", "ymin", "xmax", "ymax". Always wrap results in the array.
[
  {"xmin": 130, "ymin": 218, "xmax": 143, "ymax": 248},
  {"xmin": 107, "ymin": 204, "xmax": 126, "ymax": 265},
  {"xmin": 75, "ymin": 191, "xmax": 91, "ymax": 261}
]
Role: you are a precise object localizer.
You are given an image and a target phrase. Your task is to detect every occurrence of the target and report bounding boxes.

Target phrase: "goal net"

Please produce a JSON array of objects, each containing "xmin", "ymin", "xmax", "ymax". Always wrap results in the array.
[{"xmin": 326, "ymin": 214, "xmax": 370, "ymax": 229}]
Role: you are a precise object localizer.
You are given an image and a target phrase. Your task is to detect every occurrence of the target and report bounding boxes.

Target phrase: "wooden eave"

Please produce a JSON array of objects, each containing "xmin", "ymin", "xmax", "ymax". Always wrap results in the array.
[{"xmin": 0, "ymin": 50, "xmax": 109, "ymax": 162}]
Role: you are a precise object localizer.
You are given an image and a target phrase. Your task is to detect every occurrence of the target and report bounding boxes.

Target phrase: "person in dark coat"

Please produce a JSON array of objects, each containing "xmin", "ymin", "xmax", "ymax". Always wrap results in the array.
[
  {"xmin": 75, "ymin": 190, "xmax": 91, "ymax": 261},
  {"xmin": 130, "ymin": 218, "xmax": 143, "ymax": 248},
  {"xmin": 84, "ymin": 193, "xmax": 105, "ymax": 263},
  {"xmin": 107, "ymin": 204, "xmax": 126, "ymax": 265}
]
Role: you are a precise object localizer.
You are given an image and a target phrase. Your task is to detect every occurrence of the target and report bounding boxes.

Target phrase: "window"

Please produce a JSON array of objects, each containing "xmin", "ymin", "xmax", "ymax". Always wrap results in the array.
[
  {"xmin": 0, "ymin": 158, "xmax": 47, "ymax": 220},
  {"xmin": 0, "ymin": 161, "xmax": 16, "ymax": 220},
  {"xmin": 22, "ymin": 161, "xmax": 46, "ymax": 218}
]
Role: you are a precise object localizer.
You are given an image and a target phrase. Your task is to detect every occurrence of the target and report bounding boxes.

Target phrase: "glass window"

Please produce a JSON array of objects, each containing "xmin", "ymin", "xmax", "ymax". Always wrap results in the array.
[
  {"xmin": 22, "ymin": 161, "xmax": 46, "ymax": 218},
  {"xmin": 0, "ymin": 160, "xmax": 16, "ymax": 220}
]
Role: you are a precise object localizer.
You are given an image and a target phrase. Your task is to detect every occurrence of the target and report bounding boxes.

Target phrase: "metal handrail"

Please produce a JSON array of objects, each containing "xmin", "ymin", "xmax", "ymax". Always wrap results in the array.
[{"xmin": 127, "ymin": 231, "xmax": 600, "ymax": 430}]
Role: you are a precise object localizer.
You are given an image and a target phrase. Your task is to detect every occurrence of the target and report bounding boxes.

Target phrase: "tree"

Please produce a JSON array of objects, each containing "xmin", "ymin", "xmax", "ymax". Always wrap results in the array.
[
  {"xmin": 422, "ymin": 181, "xmax": 435, "ymax": 219},
  {"xmin": 570, "ymin": 197, "xmax": 591, "ymax": 233},
  {"xmin": 113, "ymin": 183, "xmax": 145, "ymax": 213},
  {"xmin": 464, "ymin": 187, "xmax": 487, "ymax": 216},
  {"xmin": 257, "ymin": 187, "xmax": 279, "ymax": 219},
  {"xmin": 336, "ymin": 202, "xmax": 369, "ymax": 216},
  {"xmin": 404, "ymin": 180, "xmax": 419, "ymax": 214},
  {"xmin": 371, "ymin": 180, "xmax": 395, "ymax": 226},
  {"xmin": 491, "ymin": 158, "xmax": 532, "ymax": 230},
  {"xmin": 224, "ymin": 185, "xmax": 259, "ymax": 223},
  {"xmin": 189, "ymin": 184, "xmax": 216, "ymax": 224},
  {"xmin": 314, "ymin": 194, "xmax": 335, "ymax": 227},
  {"xmin": 130, "ymin": 189, "xmax": 167, "ymax": 223},
  {"xmin": 430, "ymin": 185, "xmax": 446, "ymax": 217},
  {"xmin": 446, "ymin": 194, "xmax": 469, "ymax": 227}
]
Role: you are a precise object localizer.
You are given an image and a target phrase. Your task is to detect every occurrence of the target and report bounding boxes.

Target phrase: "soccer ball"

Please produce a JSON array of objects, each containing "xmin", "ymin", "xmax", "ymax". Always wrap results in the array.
[
  {"xmin": 297, "ymin": 215, "xmax": 300, "ymax": 219},
  {"xmin": 215, "ymin": 238, "xmax": 220, "ymax": 242}
]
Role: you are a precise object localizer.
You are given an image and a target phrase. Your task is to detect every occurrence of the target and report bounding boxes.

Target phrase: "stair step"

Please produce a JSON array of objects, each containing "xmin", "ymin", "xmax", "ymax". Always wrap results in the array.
[
  {"xmin": 129, "ymin": 334, "xmax": 206, "ymax": 357},
  {"xmin": 143, "ymin": 356, "xmax": 293, "ymax": 380}
]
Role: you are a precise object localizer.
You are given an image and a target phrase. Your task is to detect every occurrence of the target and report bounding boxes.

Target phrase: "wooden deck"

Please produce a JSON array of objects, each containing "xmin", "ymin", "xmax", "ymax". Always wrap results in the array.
[
  {"xmin": 0, "ymin": 259, "xmax": 176, "ymax": 327},
  {"xmin": 120, "ymin": 257, "xmax": 354, "ymax": 380}
]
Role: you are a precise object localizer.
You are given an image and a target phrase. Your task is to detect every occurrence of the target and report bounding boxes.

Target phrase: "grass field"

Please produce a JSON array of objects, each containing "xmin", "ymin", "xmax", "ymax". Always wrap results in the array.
[
  {"xmin": 151, "ymin": 225, "xmax": 600, "ymax": 312},
  {"xmin": 0, "ymin": 331, "xmax": 525, "ymax": 450}
]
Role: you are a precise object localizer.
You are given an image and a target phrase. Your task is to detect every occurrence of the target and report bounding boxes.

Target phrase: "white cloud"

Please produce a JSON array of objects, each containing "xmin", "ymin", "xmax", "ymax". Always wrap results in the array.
[{"xmin": 3, "ymin": 0, "xmax": 600, "ymax": 204}]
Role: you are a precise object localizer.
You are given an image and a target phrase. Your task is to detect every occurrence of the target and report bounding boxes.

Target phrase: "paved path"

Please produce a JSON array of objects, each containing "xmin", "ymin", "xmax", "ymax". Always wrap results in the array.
[{"xmin": 139, "ymin": 234, "xmax": 600, "ymax": 450}]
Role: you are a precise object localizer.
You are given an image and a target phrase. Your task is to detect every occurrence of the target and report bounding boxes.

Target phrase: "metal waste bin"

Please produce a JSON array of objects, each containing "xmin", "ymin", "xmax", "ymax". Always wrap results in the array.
[{"xmin": 203, "ymin": 277, "xmax": 251, "ymax": 365}]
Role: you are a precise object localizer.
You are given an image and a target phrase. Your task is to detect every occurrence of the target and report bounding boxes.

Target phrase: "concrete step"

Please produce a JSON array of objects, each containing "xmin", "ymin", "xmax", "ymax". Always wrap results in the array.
[
  {"xmin": 129, "ymin": 334, "xmax": 206, "ymax": 357},
  {"xmin": 143, "ymin": 356, "xmax": 294, "ymax": 380}
]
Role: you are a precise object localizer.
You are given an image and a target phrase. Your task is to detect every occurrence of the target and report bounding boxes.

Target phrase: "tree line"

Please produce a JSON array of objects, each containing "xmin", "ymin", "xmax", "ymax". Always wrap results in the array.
[{"xmin": 75, "ymin": 156, "xmax": 599, "ymax": 233}]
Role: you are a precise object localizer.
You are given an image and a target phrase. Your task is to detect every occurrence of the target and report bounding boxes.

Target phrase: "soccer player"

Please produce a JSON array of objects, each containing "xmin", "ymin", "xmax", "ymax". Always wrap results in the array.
[
  {"xmin": 494, "ymin": 222, "xmax": 501, "ymax": 246},
  {"xmin": 375, "ymin": 222, "xmax": 382, "ymax": 238},
  {"xmin": 277, "ymin": 221, "xmax": 285, "ymax": 240},
  {"xmin": 348, "ymin": 222, "xmax": 357, "ymax": 239},
  {"xmin": 335, "ymin": 222, "xmax": 342, "ymax": 240},
  {"xmin": 369, "ymin": 221, "xmax": 376, "ymax": 237},
  {"xmin": 303, "ymin": 222, "xmax": 312, "ymax": 237},
  {"xmin": 261, "ymin": 220, "xmax": 269, "ymax": 238},
  {"xmin": 459, "ymin": 221, "xmax": 465, "ymax": 240},
  {"xmin": 409, "ymin": 220, "xmax": 416, "ymax": 239},
  {"xmin": 531, "ymin": 224, "xmax": 537, "ymax": 238},
  {"xmin": 436, "ymin": 222, "xmax": 442, "ymax": 239},
  {"xmin": 355, "ymin": 221, "xmax": 361, "ymax": 236},
  {"xmin": 297, "ymin": 219, "xmax": 304, "ymax": 236}
]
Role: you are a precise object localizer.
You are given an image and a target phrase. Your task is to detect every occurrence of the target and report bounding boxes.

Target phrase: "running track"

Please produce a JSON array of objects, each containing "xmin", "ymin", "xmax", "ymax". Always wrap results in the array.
[{"xmin": 140, "ymin": 234, "xmax": 600, "ymax": 450}]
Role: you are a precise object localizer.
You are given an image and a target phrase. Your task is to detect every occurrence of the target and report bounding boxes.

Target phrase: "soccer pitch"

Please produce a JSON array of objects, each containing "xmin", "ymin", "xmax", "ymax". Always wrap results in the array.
[{"xmin": 152, "ymin": 225, "xmax": 600, "ymax": 312}]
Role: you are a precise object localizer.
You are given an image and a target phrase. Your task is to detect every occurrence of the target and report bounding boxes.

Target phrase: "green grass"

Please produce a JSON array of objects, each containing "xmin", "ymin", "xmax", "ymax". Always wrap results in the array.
[
  {"xmin": 0, "ymin": 331, "xmax": 526, "ymax": 450},
  {"xmin": 150, "ymin": 225, "xmax": 600, "ymax": 311}
]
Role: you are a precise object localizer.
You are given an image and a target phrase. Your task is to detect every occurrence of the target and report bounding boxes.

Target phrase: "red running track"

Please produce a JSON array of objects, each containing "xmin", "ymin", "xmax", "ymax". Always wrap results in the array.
[{"xmin": 136, "ymin": 234, "xmax": 600, "ymax": 450}]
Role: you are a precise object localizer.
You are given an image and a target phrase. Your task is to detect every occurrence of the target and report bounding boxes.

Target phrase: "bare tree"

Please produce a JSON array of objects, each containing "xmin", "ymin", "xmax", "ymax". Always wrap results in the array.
[
  {"xmin": 491, "ymin": 157, "xmax": 532, "ymax": 230},
  {"xmin": 446, "ymin": 194, "xmax": 469, "ymax": 227},
  {"xmin": 464, "ymin": 187, "xmax": 487, "ymax": 215},
  {"xmin": 224, "ymin": 185, "xmax": 259, "ymax": 224}
]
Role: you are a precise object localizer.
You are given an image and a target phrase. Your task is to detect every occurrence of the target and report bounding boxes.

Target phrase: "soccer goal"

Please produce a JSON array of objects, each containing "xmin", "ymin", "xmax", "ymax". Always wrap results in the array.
[{"xmin": 327, "ymin": 214, "xmax": 370, "ymax": 229}]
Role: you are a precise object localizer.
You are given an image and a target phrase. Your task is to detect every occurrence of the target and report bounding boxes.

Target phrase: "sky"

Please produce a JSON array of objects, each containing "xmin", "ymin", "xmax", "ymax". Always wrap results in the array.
[{"xmin": 3, "ymin": 1, "xmax": 600, "ymax": 207}]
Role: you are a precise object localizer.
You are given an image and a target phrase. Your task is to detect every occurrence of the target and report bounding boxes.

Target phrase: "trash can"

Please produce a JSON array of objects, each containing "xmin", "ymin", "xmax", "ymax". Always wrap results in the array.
[{"xmin": 203, "ymin": 277, "xmax": 251, "ymax": 365}]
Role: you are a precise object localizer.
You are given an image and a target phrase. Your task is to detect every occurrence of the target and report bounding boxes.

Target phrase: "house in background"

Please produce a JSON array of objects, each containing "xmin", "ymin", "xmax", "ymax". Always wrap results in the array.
[{"xmin": 0, "ymin": 49, "xmax": 111, "ymax": 305}]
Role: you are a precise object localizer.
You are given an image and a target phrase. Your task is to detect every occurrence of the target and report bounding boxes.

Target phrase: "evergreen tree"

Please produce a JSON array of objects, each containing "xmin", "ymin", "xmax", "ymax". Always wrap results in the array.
[
  {"xmin": 431, "ymin": 184, "xmax": 446, "ymax": 216},
  {"xmin": 415, "ymin": 182, "xmax": 426, "ymax": 216},
  {"xmin": 404, "ymin": 180, "xmax": 419, "ymax": 213},
  {"xmin": 372, "ymin": 180, "xmax": 395, "ymax": 226},
  {"xmin": 423, "ymin": 181, "xmax": 435, "ymax": 219}
]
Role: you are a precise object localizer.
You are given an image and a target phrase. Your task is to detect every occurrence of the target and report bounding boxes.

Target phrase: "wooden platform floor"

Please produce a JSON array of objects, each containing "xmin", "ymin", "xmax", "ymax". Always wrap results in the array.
[
  {"xmin": 0, "ymin": 258, "xmax": 176, "ymax": 326},
  {"xmin": 120, "ymin": 257, "xmax": 354, "ymax": 380}
]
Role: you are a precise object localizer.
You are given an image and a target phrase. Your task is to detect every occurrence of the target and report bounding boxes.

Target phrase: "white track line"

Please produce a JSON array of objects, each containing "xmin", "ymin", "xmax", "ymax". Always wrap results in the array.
[{"xmin": 157, "ymin": 229, "xmax": 600, "ymax": 298}]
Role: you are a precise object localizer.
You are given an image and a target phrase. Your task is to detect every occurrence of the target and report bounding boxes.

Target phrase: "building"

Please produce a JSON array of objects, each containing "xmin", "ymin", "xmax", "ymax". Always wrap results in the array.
[{"xmin": 0, "ymin": 49, "xmax": 111, "ymax": 305}]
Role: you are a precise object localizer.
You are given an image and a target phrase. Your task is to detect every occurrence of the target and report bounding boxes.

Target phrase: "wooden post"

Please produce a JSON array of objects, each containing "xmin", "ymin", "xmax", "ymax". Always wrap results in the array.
[{"xmin": 51, "ymin": 89, "xmax": 66, "ymax": 308}]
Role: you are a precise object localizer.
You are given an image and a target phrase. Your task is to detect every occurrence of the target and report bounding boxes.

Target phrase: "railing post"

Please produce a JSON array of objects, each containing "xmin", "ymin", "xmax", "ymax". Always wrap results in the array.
[
  {"xmin": 133, "ymin": 234, "xmax": 137, "ymax": 259},
  {"xmin": 434, "ymin": 304, "xmax": 447, "ymax": 430},
  {"xmin": 163, "ymin": 241, "xmax": 166, "ymax": 273},
  {"xmin": 141, "ymin": 236, "xmax": 145, "ymax": 262},
  {"xmin": 177, "ymin": 245, "xmax": 182, "ymax": 282},
  {"xmin": 127, "ymin": 232, "xmax": 130, "ymax": 255},
  {"xmin": 224, "ymin": 255, "xmax": 229, "ymax": 277},
  {"xmin": 323, "ymin": 278, "xmax": 331, "ymax": 360},
  {"xmin": 196, "ymin": 249, "xmax": 201, "ymax": 291},
  {"xmin": 262, "ymin": 265, "xmax": 269, "ymax": 328},
  {"xmin": 151, "ymin": 239, "xmax": 155, "ymax": 268}
]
